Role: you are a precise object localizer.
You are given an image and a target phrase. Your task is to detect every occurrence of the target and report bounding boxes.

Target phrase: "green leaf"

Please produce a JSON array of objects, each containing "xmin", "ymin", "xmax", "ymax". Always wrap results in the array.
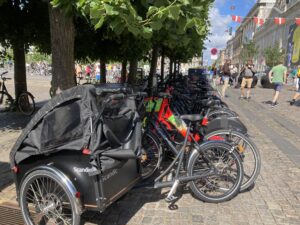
[
  {"xmin": 177, "ymin": 17, "xmax": 187, "ymax": 34},
  {"xmin": 128, "ymin": 25, "xmax": 140, "ymax": 36},
  {"xmin": 180, "ymin": 0, "xmax": 190, "ymax": 5},
  {"xmin": 150, "ymin": 21, "xmax": 162, "ymax": 30},
  {"xmin": 104, "ymin": 3, "xmax": 119, "ymax": 15},
  {"xmin": 94, "ymin": 17, "xmax": 105, "ymax": 29},
  {"xmin": 142, "ymin": 27, "xmax": 152, "ymax": 39},
  {"xmin": 147, "ymin": 6, "xmax": 158, "ymax": 17},
  {"xmin": 185, "ymin": 18, "xmax": 195, "ymax": 30},
  {"xmin": 168, "ymin": 5, "xmax": 180, "ymax": 20},
  {"xmin": 114, "ymin": 23, "xmax": 125, "ymax": 35},
  {"xmin": 90, "ymin": 6, "xmax": 104, "ymax": 19}
]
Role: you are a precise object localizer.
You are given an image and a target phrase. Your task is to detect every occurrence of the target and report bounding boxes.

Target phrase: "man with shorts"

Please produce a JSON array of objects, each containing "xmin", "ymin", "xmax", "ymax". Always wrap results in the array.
[
  {"xmin": 290, "ymin": 65, "xmax": 300, "ymax": 105},
  {"xmin": 268, "ymin": 59, "xmax": 287, "ymax": 107},
  {"xmin": 240, "ymin": 60, "xmax": 255, "ymax": 101}
]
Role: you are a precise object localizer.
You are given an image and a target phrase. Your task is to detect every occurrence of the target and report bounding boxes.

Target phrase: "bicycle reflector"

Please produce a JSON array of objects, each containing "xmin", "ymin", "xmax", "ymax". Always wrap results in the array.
[
  {"xmin": 12, "ymin": 166, "xmax": 19, "ymax": 173},
  {"xmin": 82, "ymin": 148, "xmax": 92, "ymax": 155},
  {"xmin": 75, "ymin": 192, "xmax": 81, "ymax": 198},
  {"xmin": 201, "ymin": 117, "xmax": 209, "ymax": 126}
]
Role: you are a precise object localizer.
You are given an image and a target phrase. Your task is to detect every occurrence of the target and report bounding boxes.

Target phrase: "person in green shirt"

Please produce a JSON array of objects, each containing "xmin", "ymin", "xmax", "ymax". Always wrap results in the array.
[{"xmin": 268, "ymin": 59, "xmax": 287, "ymax": 107}]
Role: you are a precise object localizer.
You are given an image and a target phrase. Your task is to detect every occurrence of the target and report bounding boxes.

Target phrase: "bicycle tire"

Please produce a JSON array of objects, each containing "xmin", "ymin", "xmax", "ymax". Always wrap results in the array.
[
  {"xmin": 140, "ymin": 130, "xmax": 162, "ymax": 180},
  {"xmin": 0, "ymin": 91, "xmax": 13, "ymax": 112},
  {"xmin": 188, "ymin": 142, "xmax": 243, "ymax": 203},
  {"xmin": 204, "ymin": 130, "xmax": 261, "ymax": 191},
  {"xmin": 19, "ymin": 169, "xmax": 81, "ymax": 225},
  {"xmin": 17, "ymin": 92, "xmax": 35, "ymax": 115},
  {"xmin": 207, "ymin": 108, "xmax": 237, "ymax": 120}
]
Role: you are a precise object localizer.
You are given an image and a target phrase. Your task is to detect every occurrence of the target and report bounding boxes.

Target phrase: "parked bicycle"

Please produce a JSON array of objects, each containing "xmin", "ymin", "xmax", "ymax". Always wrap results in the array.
[{"xmin": 0, "ymin": 71, "xmax": 35, "ymax": 115}]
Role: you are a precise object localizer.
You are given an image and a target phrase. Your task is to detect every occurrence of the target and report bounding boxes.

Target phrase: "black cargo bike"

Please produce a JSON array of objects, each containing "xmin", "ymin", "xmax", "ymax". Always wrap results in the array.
[{"xmin": 10, "ymin": 84, "xmax": 243, "ymax": 225}]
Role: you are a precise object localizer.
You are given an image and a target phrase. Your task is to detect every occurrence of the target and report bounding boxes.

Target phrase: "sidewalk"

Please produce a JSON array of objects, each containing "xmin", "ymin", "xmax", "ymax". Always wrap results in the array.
[{"xmin": 0, "ymin": 82, "xmax": 300, "ymax": 224}]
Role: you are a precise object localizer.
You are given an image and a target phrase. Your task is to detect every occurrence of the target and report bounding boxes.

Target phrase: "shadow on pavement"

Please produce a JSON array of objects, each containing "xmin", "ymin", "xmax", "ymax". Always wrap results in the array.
[
  {"xmin": 0, "ymin": 161, "xmax": 13, "ymax": 192},
  {"xmin": 81, "ymin": 188, "xmax": 175, "ymax": 225},
  {"xmin": 0, "ymin": 100, "xmax": 48, "ymax": 132},
  {"xmin": 0, "ymin": 112, "xmax": 32, "ymax": 131}
]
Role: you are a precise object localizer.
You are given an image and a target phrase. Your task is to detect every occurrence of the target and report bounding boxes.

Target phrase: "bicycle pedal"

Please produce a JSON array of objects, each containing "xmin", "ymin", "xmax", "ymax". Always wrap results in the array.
[{"xmin": 165, "ymin": 195, "xmax": 178, "ymax": 203}]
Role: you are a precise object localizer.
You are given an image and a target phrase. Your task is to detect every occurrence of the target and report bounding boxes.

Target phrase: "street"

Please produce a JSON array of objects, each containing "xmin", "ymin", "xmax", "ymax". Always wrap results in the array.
[{"xmin": 0, "ymin": 79, "xmax": 299, "ymax": 225}]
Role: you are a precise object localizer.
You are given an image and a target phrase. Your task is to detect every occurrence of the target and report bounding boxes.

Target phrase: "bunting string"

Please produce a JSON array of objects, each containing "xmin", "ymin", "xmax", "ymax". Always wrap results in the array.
[{"xmin": 230, "ymin": 15, "xmax": 300, "ymax": 26}]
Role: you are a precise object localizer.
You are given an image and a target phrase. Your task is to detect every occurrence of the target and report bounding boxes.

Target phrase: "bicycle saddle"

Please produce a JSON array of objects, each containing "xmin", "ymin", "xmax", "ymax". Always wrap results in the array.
[{"xmin": 180, "ymin": 114, "xmax": 203, "ymax": 122}]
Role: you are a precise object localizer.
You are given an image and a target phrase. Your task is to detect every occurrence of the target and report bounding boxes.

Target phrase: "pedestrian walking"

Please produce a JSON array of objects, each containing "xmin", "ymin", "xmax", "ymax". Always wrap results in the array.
[
  {"xmin": 95, "ymin": 63, "xmax": 101, "ymax": 82},
  {"xmin": 290, "ymin": 65, "xmax": 300, "ymax": 106},
  {"xmin": 290, "ymin": 66, "xmax": 299, "ymax": 91},
  {"xmin": 75, "ymin": 63, "xmax": 82, "ymax": 84},
  {"xmin": 221, "ymin": 59, "xmax": 232, "ymax": 97},
  {"xmin": 240, "ymin": 60, "xmax": 256, "ymax": 101},
  {"xmin": 268, "ymin": 58, "xmax": 287, "ymax": 107},
  {"xmin": 230, "ymin": 64, "xmax": 238, "ymax": 87}
]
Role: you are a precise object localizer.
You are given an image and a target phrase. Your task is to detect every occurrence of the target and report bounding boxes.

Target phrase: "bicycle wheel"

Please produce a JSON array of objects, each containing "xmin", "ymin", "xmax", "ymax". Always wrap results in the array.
[
  {"xmin": 188, "ymin": 142, "xmax": 243, "ymax": 203},
  {"xmin": 140, "ymin": 130, "xmax": 162, "ymax": 180},
  {"xmin": 17, "ymin": 92, "xmax": 35, "ymax": 115},
  {"xmin": 204, "ymin": 130, "xmax": 261, "ymax": 191},
  {"xmin": 19, "ymin": 170, "xmax": 81, "ymax": 225},
  {"xmin": 0, "ymin": 91, "xmax": 13, "ymax": 112}
]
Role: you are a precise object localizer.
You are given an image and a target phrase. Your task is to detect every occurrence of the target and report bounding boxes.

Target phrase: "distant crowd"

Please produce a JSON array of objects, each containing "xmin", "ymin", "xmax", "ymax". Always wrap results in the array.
[
  {"xmin": 74, "ymin": 63, "xmax": 122, "ymax": 84},
  {"xmin": 212, "ymin": 59, "xmax": 300, "ymax": 107}
]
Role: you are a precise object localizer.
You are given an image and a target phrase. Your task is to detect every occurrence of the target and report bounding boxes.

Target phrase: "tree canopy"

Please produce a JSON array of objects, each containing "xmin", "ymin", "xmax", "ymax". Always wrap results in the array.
[{"xmin": 264, "ymin": 42, "xmax": 285, "ymax": 67}]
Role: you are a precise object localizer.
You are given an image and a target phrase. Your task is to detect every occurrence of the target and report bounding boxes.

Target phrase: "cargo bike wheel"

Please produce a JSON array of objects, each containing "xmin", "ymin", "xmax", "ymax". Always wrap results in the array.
[{"xmin": 19, "ymin": 169, "xmax": 81, "ymax": 225}]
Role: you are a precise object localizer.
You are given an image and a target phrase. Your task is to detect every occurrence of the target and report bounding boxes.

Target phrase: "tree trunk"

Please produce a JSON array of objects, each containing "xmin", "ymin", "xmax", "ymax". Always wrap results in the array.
[
  {"xmin": 148, "ymin": 45, "xmax": 159, "ymax": 89},
  {"xmin": 12, "ymin": 41, "xmax": 27, "ymax": 98},
  {"xmin": 121, "ymin": 60, "xmax": 127, "ymax": 83},
  {"xmin": 128, "ymin": 59, "xmax": 138, "ymax": 85},
  {"xmin": 49, "ymin": 5, "xmax": 75, "ymax": 96},
  {"xmin": 100, "ymin": 59, "xmax": 106, "ymax": 84},
  {"xmin": 169, "ymin": 58, "xmax": 173, "ymax": 78},
  {"xmin": 173, "ymin": 60, "xmax": 178, "ymax": 77},
  {"xmin": 160, "ymin": 53, "xmax": 165, "ymax": 83}
]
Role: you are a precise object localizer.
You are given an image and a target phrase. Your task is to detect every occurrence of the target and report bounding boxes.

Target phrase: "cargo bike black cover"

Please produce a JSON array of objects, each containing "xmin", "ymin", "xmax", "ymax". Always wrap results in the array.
[{"xmin": 10, "ymin": 84, "xmax": 142, "ymax": 213}]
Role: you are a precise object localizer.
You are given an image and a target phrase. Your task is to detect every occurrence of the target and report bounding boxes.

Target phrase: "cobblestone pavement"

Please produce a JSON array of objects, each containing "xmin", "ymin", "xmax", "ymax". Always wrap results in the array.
[{"xmin": 0, "ymin": 79, "xmax": 300, "ymax": 225}]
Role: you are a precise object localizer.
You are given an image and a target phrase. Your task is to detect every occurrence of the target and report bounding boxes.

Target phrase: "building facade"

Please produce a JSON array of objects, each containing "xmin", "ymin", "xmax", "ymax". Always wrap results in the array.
[
  {"xmin": 254, "ymin": 0, "xmax": 300, "ymax": 71},
  {"xmin": 225, "ymin": 0, "xmax": 276, "ymax": 70}
]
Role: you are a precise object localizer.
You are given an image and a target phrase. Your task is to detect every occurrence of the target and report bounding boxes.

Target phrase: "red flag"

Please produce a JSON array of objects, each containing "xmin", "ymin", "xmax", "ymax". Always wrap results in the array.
[
  {"xmin": 295, "ymin": 18, "xmax": 300, "ymax": 26},
  {"xmin": 274, "ymin": 17, "xmax": 286, "ymax": 25},
  {"xmin": 254, "ymin": 17, "xmax": 264, "ymax": 25},
  {"xmin": 232, "ymin": 15, "xmax": 241, "ymax": 23}
]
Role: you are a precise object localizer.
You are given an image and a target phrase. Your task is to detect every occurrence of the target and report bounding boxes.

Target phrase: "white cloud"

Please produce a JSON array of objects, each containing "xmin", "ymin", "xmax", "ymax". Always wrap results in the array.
[
  {"xmin": 215, "ymin": 0, "xmax": 226, "ymax": 6},
  {"xmin": 203, "ymin": 7, "xmax": 232, "ymax": 65}
]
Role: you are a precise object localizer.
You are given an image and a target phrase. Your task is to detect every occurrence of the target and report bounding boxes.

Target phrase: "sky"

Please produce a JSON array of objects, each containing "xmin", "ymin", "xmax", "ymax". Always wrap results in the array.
[{"xmin": 203, "ymin": 0, "xmax": 257, "ymax": 65}]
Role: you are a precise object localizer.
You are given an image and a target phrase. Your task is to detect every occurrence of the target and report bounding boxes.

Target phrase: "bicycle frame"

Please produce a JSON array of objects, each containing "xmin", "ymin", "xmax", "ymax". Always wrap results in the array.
[
  {"xmin": 1, "ymin": 78, "xmax": 9, "ymax": 94},
  {"xmin": 156, "ymin": 97, "xmax": 202, "ymax": 141},
  {"xmin": 153, "ymin": 121, "xmax": 215, "ymax": 190}
]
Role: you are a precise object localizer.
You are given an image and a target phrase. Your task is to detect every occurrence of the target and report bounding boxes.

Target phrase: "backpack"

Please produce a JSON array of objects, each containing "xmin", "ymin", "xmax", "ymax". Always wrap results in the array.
[
  {"xmin": 297, "ymin": 68, "xmax": 300, "ymax": 78},
  {"xmin": 223, "ymin": 64, "xmax": 230, "ymax": 75}
]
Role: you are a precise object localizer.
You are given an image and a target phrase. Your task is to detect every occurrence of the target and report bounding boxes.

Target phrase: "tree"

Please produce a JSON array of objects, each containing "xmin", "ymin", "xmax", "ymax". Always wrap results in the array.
[
  {"xmin": 263, "ymin": 42, "xmax": 285, "ymax": 67},
  {"xmin": 240, "ymin": 41, "xmax": 258, "ymax": 64},
  {"xmin": 0, "ymin": 0, "xmax": 50, "ymax": 97},
  {"xmin": 54, "ymin": 0, "xmax": 213, "ymax": 85},
  {"xmin": 49, "ymin": 3, "xmax": 76, "ymax": 95}
]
